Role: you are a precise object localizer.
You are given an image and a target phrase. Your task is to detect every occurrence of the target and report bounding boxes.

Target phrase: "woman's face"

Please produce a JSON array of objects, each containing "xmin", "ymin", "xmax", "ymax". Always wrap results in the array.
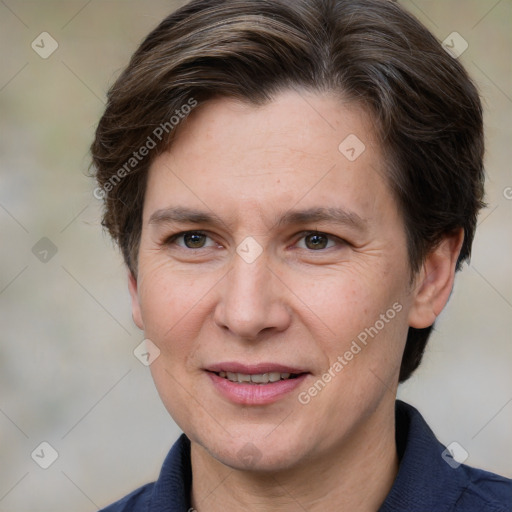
[{"xmin": 129, "ymin": 90, "xmax": 418, "ymax": 471}]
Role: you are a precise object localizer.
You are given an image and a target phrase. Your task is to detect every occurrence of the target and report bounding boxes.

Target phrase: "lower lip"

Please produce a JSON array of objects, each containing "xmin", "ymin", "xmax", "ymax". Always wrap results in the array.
[{"xmin": 207, "ymin": 372, "xmax": 308, "ymax": 405}]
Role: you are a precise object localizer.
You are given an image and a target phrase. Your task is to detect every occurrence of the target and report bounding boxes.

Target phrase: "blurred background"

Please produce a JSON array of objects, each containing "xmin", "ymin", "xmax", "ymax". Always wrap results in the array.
[{"xmin": 0, "ymin": 1, "xmax": 511, "ymax": 510}]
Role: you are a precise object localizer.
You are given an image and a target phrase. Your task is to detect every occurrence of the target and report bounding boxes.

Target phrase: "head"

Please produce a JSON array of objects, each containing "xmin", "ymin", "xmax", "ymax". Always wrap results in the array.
[{"xmin": 91, "ymin": 0, "xmax": 484, "ymax": 471}]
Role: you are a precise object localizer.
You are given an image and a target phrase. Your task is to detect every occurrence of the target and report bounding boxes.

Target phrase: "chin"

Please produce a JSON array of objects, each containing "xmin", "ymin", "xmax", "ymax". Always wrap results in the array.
[
  {"xmin": 220, "ymin": 443, "xmax": 304, "ymax": 473},
  {"xmin": 197, "ymin": 428, "xmax": 308, "ymax": 473}
]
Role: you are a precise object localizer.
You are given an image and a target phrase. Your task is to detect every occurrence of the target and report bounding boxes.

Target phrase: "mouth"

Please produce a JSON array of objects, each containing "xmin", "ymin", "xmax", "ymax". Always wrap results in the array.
[
  {"xmin": 205, "ymin": 363, "xmax": 309, "ymax": 405},
  {"xmin": 214, "ymin": 371, "xmax": 301, "ymax": 384}
]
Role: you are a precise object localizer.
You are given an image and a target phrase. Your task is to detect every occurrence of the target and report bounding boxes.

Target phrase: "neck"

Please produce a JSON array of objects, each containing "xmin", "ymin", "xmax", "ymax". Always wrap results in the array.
[{"xmin": 190, "ymin": 399, "xmax": 399, "ymax": 512}]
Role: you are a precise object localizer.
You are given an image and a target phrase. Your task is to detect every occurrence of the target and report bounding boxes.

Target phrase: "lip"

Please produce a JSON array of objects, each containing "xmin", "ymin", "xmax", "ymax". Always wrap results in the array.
[
  {"xmin": 205, "ymin": 362, "xmax": 309, "ymax": 405},
  {"xmin": 206, "ymin": 362, "xmax": 308, "ymax": 374}
]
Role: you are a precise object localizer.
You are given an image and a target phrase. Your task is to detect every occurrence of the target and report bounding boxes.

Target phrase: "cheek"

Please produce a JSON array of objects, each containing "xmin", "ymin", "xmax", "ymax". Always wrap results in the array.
[
  {"xmin": 291, "ymin": 263, "xmax": 400, "ymax": 332},
  {"xmin": 138, "ymin": 264, "xmax": 213, "ymax": 425},
  {"xmin": 137, "ymin": 261, "xmax": 213, "ymax": 354},
  {"xmin": 304, "ymin": 264, "xmax": 410, "ymax": 380}
]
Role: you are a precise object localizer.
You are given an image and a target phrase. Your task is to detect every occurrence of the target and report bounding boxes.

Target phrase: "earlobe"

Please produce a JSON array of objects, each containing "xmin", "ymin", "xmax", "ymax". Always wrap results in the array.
[
  {"xmin": 128, "ymin": 269, "xmax": 144, "ymax": 330},
  {"xmin": 408, "ymin": 229, "xmax": 464, "ymax": 329}
]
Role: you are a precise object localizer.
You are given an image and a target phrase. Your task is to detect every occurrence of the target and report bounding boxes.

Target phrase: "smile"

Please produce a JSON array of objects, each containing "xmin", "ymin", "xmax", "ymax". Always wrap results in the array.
[
  {"xmin": 205, "ymin": 363, "xmax": 309, "ymax": 405},
  {"xmin": 216, "ymin": 371, "xmax": 299, "ymax": 384}
]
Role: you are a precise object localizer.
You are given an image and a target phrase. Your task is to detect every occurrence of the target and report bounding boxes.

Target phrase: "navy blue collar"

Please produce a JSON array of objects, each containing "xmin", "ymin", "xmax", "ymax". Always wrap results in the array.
[
  {"xmin": 380, "ymin": 400, "xmax": 470, "ymax": 510},
  {"xmin": 104, "ymin": 400, "xmax": 512, "ymax": 511}
]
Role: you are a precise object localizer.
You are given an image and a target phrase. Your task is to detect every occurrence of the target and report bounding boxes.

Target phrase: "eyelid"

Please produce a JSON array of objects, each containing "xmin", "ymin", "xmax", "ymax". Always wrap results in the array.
[
  {"xmin": 292, "ymin": 229, "xmax": 349, "ymax": 255},
  {"xmin": 164, "ymin": 230, "xmax": 217, "ymax": 248},
  {"xmin": 162, "ymin": 229, "xmax": 347, "ymax": 251},
  {"xmin": 293, "ymin": 230, "xmax": 346, "ymax": 248}
]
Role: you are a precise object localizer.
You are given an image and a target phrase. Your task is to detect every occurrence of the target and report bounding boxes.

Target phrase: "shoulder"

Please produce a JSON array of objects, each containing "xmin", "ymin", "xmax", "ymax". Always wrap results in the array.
[
  {"xmin": 99, "ymin": 483, "xmax": 153, "ymax": 512},
  {"xmin": 454, "ymin": 464, "xmax": 512, "ymax": 512},
  {"xmin": 98, "ymin": 433, "xmax": 192, "ymax": 512},
  {"xmin": 380, "ymin": 401, "xmax": 512, "ymax": 512}
]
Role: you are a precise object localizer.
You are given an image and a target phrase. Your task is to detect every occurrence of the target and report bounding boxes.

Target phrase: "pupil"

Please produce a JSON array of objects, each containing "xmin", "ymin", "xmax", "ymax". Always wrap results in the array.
[
  {"xmin": 184, "ymin": 233, "xmax": 205, "ymax": 248},
  {"xmin": 306, "ymin": 233, "xmax": 327, "ymax": 250}
]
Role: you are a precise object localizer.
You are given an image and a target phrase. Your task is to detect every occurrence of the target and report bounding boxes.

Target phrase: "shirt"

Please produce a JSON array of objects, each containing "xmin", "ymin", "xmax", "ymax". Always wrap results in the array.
[{"xmin": 100, "ymin": 400, "xmax": 512, "ymax": 511}]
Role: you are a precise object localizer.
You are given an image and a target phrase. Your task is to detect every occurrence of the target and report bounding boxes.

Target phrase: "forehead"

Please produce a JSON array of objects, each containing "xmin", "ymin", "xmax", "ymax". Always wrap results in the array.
[
  {"xmin": 168, "ymin": 90, "xmax": 379, "ymax": 166},
  {"xmin": 144, "ymin": 90, "xmax": 395, "ymax": 228}
]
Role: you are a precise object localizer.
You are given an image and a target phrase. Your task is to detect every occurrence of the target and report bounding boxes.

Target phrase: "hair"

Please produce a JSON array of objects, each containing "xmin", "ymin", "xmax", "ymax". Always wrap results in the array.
[{"xmin": 91, "ymin": 0, "xmax": 485, "ymax": 382}]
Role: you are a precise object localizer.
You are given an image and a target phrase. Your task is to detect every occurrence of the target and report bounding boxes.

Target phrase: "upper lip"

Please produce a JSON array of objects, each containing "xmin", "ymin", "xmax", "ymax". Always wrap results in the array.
[{"xmin": 206, "ymin": 362, "xmax": 309, "ymax": 374}]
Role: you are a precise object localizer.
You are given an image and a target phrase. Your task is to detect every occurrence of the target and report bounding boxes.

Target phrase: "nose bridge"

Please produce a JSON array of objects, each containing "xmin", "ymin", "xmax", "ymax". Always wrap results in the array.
[
  {"xmin": 215, "ymin": 247, "xmax": 290, "ymax": 338},
  {"xmin": 228, "ymin": 250, "xmax": 272, "ymax": 315}
]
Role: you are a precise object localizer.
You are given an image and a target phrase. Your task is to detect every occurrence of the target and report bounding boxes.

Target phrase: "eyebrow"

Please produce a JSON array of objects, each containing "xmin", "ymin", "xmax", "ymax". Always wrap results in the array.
[
  {"xmin": 149, "ymin": 206, "xmax": 224, "ymax": 226},
  {"xmin": 148, "ymin": 206, "xmax": 367, "ymax": 232},
  {"xmin": 277, "ymin": 207, "xmax": 367, "ymax": 232}
]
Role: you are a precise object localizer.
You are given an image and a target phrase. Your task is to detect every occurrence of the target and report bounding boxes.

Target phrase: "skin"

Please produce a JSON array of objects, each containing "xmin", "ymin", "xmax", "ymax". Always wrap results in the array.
[{"xmin": 128, "ymin": 90, "xmax": 463, "ymax": 511}]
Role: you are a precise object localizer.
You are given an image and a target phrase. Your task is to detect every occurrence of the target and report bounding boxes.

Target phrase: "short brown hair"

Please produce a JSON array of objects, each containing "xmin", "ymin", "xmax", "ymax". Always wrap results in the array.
[{"xmin": 91, "ymin": 0, "xmax": 485, "ymax": 381}]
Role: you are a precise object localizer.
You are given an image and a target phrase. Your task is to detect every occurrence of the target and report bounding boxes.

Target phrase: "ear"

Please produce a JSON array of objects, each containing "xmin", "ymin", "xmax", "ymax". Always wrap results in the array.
[
  {"xmin": 128, "ymin": 269, "xmax": 144, "ymax": 330},
  {"xmin": 408, "ymin": 228, "xmax": 464, "ymax": 329}
]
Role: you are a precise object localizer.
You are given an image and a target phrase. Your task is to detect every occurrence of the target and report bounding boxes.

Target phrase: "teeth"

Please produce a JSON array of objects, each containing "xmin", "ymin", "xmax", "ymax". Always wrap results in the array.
[
  {"xmin": 217, "ymin": 371, "xmax": 295, "ymax": 384},
  {"xmin": 250, "ymin": 373, "xmax": 269, "ymax": 383},
  {"xmin": 268, "ymin": 372, "xmax": 281, "ymax": 382}
]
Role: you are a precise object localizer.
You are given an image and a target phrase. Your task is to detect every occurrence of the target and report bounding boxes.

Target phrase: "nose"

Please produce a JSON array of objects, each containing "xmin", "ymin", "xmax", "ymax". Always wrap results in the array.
[{"xmin": 213, "ymin": 251, "xmax": 292, "ymax": 340}]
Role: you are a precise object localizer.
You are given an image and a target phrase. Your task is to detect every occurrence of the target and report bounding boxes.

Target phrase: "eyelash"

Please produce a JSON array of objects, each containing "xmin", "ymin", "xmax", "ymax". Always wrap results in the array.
[{"xmin": 163, "ymin": 230, "xmax": 346, "ymax": 251}]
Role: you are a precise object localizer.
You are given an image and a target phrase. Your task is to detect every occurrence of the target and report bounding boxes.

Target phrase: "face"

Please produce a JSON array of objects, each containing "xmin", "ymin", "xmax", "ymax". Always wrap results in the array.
[{"xmin": 129, "ymin": 90, "xmax": 418, "ymax": 471}]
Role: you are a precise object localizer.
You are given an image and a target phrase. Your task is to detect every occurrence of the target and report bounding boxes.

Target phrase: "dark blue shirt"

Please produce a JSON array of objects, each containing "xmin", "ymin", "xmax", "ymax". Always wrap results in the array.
[{"xmin": 100, "ymin": 401, "xmax": 512, "ymax": 511}]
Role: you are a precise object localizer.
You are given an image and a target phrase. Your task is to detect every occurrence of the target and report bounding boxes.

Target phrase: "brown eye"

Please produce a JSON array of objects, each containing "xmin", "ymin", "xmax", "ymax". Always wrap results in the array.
[
  {"xmin": 183, "ymin": 232, "xmax": 207, "ymax": 248},
  {"xmin": 304, "ymin": 233, "xmax": 330, "ymax": 250},
  {"xmin": 166, "ymin": 231, "xmax": 215, "ymax": 249}
]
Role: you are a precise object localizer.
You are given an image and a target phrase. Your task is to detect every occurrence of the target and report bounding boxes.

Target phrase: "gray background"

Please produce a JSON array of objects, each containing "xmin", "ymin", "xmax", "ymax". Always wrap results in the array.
[{"xmin": 0, "ymin": 1, "xmax": 511, "ymax": 511}]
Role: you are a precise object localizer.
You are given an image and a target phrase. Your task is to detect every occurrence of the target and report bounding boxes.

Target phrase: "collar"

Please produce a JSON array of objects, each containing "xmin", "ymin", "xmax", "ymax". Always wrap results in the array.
[
  {"xmin": 145, "ymin": 400, "xmax": 511, "ymax": 511},
  {"xmin": 379, "ymin": 400, "xmax": 468, "ymax": 510}
]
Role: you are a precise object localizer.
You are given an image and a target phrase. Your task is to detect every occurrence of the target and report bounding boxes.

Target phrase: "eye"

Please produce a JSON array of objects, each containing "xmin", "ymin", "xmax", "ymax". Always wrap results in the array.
[
  {"xmin": 296, "ymin": 231, "xmax": 339, "ymax": 250},
  {"xmin": 166, "ymin": 231, "xmax": 217, "ymax": 249}
]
